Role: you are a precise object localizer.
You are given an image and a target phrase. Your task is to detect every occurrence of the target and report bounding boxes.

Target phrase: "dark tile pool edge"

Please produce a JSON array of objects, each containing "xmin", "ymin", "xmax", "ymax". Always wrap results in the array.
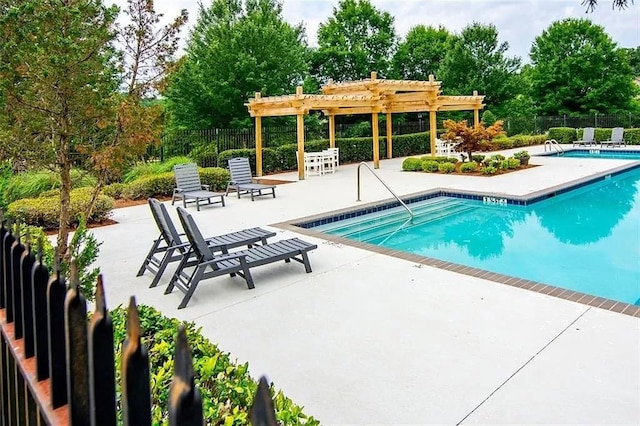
[{"xmin": 274, "ymin": 221, "xmax": 640, "ymax": 318}]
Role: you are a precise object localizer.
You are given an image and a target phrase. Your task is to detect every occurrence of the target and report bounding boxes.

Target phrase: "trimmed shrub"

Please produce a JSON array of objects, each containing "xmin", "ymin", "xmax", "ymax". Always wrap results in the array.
[
  {"xmin": 438, "ymin": 162, "xmax": 455, "ymax": 173},
  {"xmin": 481, "ymin": 110, "xmax": 497, "ymax": 127},
  {"xmin": 103, "ymin": 182, "xmax": 126, "ymax": 199},
  {"xmin": 594, "ymin": 128, "xmax": 612, "ymax": 142},
  {"xmin": 402, "ymin": 158, "xmax": 423, "ymax": 171},
  {"xmin": 217, "ymin": 148, "xmax": 279, "ymax": 174},
  {"xmin": 122, "ymin": 172, "xmax": 175, "ymax": 199},
  {"xmin": 199, "ymin": 167, "xmax": 230, "ymax": 191},
  {"xmin": 548, "ymin": 127, "xmax": 577, "ymax": 143},
  {"xmin": 481, "ymin": 166, "xmax": 497, "ymax": 175},
  {"xmin": 422, "ymin": 160, "xmax": 439, "ymax": 172},
  {"xmin": 471, "ymin": 155, "xmax": 485, "ymax": 163},
  {"xmin": 460, "ymin": 162, "xmax": 478, "ymax": 173},
  {"xmin": 392, "ymin": 132, "xmax": 429, "ymax": 157},
  {"xmin": 506, "ymin": 158, "xmax": 521, "ymax": 169},
  {"xmin": 7, "ymin": 187, "xmax": 114, "ymax": 229},
  {"xmin": 623, "ymin": 128, "xmax": 640, "ymax": 145}
]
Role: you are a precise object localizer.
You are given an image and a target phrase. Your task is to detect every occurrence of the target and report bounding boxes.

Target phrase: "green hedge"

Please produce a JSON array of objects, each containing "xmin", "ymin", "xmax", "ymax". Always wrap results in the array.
[
  {"xmin": 121, "ymin": 167, "xmax": 230, "ymax": 200},
  {"xmin": 623, "ymin": 128, "xmax": 640, "ymax": 144},
  {"xmin": 548, "ymin": 127, "xmax": 577, "ymax": 143},
  {"xmin": 7, "ymin": 187, "xmax": 114, "ymax": 229},
  {"xmin": 494, "ymin": 134, "xmax": 547, "ymax": 150},
  {"xmin": 111, "ymin": 305, "xmax": 318, "ymax": 425}
]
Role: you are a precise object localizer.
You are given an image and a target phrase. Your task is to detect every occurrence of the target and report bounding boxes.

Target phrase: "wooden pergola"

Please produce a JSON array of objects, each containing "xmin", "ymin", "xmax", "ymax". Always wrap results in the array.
[{"xmin": 246, "ymin": 72, "xmax": 485, "ymax": 180}]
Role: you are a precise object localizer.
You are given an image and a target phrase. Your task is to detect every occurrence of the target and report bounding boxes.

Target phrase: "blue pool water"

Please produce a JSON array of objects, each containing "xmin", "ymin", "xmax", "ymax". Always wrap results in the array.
[
  {"xmin": 550, "ymin": 150, "xmax": 640, "ymax": 160},
  {"xmin": 311, "ymin": 168, "xmax": 640, "ymax": 305}
]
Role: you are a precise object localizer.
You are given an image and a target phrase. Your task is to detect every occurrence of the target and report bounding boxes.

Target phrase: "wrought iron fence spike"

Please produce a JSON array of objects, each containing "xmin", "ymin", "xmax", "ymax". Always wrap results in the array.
[
  {"xmin": 250, "ymin": 376, "xmax": 278, "ymax": 426},
  {"xmin": 69, "ymin": 259, "xmax": 80, "ymax": 293},
  {"xmin": 168, "ymin": 325, "xmax": 203, "ymax": 425}
]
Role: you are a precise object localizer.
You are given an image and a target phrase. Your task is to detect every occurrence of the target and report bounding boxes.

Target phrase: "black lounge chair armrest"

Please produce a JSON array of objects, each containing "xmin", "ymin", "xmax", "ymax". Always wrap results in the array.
[
  {"xmin": 201, "ymin": 184, "xmax": 210, "ymax": 190},
  {"xmin": 174, "ymin": 187, "xmax": 186, "ymax": 193}
]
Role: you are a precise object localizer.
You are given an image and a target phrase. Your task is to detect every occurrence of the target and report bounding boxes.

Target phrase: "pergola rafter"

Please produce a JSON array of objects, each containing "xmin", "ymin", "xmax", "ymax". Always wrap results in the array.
[{"xmin": 246, "ymin": 72, "xmax": 485, "ymax": 180}]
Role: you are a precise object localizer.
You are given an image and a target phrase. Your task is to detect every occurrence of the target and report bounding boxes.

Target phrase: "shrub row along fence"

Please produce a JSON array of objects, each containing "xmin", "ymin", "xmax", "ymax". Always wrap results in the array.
[
  {"xmin": 153, "ymin": 113, "xmax": 640, "ymax": 162},
  {"xmin": 0, "ymin": 221, "xmax": 277, "ymax": 425}
]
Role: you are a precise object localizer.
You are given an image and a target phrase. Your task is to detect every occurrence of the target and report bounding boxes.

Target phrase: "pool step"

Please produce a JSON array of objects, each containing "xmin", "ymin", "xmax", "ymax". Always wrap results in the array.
[
  {"xmin": 348, "ymin": 204, "xmax": 476, "ymax": 243},
  {"xmin": 314, "ymin": 197, "xmax": 459, "ymax": 234},
  {"xmin": 320, "ymin": 197, "xmax": 475, "ymax": 241}
]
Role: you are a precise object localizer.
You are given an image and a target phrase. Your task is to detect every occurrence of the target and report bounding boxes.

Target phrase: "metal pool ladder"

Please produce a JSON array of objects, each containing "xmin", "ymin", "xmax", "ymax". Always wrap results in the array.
[
  {"xmin": 357, "ymin": 162, "xmax": 414, "ymax": 219},
  {"xmin": 544, "ymin": 139, "xmax": 565, "ymax": 154}
]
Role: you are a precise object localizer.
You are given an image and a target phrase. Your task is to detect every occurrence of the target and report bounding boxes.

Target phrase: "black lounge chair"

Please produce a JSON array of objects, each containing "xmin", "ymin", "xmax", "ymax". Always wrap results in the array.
[
  {"xmin": 137, "ymin": 198, "xmax": 276, "ymax": 288},
  {"xmin": 225, "ymin": 157, "xmax": 276, "ymax": 201},
  {"xmin": 172, "ymin": 163, "xmax": 225, "ymax": 210},
  {"xmin": 166, "ymin": 206, "xmax": 317, "ymax": 309}
]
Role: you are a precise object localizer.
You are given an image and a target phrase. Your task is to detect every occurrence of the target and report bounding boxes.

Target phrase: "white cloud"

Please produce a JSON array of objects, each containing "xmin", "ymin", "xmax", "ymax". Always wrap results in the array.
[{"xmin": 110, "ymin": 0, "xmax": 639, "ymax": 62}]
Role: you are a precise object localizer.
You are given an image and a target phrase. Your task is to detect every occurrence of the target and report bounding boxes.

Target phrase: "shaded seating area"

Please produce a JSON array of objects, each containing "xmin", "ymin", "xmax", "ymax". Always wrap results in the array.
[
  {"xmin": 601, "ymin": 127, "xmax": 625, "ymax": 148},
  {"xmin": 226, "ymin": 157, "xmax": 276, "ymax": 201},
  {"xmin": 165, "ymin": 207, "xmax": 317, "ymax": 309},
  {"xmin": 573, "ymin": 127, "xmax": 596, "ymax": 146},
  {"xmin": 137, "ymin": 198, "xmax": 276, "ymax": 288},
  {"xmin": 172, "ymin": 163, "xmax": 225, "ymax": 210}
]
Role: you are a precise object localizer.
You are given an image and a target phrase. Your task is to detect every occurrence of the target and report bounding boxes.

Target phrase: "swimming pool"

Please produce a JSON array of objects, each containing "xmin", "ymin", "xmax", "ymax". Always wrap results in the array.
[
  {"xmin": 306, "ymin": 168, "xmax": 640, "ymax": 306},
  {"xmin": 546, "ymin": 149, "xmax": 640, "ymax": 160}
]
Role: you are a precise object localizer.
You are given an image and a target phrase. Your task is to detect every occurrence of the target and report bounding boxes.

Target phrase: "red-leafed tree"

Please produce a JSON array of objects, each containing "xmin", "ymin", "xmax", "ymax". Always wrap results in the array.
[{"xmin": 441, "ymin": 120, "xmax": 505, "ymax": 162}]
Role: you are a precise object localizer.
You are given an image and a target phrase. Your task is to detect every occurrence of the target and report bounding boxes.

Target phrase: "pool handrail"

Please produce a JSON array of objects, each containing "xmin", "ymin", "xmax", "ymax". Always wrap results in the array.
[
  {"xmin": 357, "ymin": 162, "xmax": 414, "ymax": 219},
  {"xmin": 545, "ymin": 139, "xmax": 565, "ymax": 154}
]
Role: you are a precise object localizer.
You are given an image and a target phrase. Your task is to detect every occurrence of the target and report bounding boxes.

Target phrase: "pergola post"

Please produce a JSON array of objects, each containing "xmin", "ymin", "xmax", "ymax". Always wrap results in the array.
[
  {"xmin": 372, "ymin": 113, "xmax": 379, "ymax": 168},
  {"xmin": 429, "ymin": 109, "xmax": 437, "ymax": 156},
  {"xmin": 386, "ymin": 113, "xmax": 392, "ymax": 159},
  {"xmin": 329, "ymin": 115, "xmax": 336, "ymax": 148},
  {"xmin": 473, "ymin": 91, "xmax": 480, "ymax": 128},
  {"xmin": 255, "ymin": 115, "xmax": 263, "ymax": 176},
  {"xmin": 297, "ymin": 114, "xmax": 305, "ymax": 180},
  {"xmin": 253, "ymin": 92, "xmax": 263, "ymax": 176}
]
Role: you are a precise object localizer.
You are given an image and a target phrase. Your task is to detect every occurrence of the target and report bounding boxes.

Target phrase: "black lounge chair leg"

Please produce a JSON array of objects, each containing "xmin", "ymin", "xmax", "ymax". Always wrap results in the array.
[
  {"xmin": 196, "ymin": 198, "xmax": 200, "ymax": 211},
  {"xmin": 177, "ymin": 266, "xmax": 205, "ymax": 309},
  {"xmin": 301, "ymin": 251, "xmax": 312, "ymax": 273},
  {"xmin": 220, "ymin": 196, "xmax": 225, "ymax": 207},
  {"xmin": 240, "ymin": 258, "xmax": 255, "ymax": 289},
  {"xmin": 149, "ymin": 247, "xmax": 176, "ymax": 288},
  {"xmin": 137, "ymin": 237, "xmax": 162, "ymax": 276}
]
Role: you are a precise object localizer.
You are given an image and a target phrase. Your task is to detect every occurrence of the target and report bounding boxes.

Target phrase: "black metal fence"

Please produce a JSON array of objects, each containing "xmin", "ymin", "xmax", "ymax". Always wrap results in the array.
[
  {"xmin": 151, "ymin": 113, "xmax": 640, "ymax": 162},
  {"xmin": 0, "ymin": 220, "xmax": 276, "ymax": 425}
]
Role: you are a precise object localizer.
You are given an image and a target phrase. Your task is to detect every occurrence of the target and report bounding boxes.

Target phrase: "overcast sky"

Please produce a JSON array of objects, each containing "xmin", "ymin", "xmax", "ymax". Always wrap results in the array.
[{"xmin": 113, "ymin": 0, "xmax": 639, "ymax": 62}]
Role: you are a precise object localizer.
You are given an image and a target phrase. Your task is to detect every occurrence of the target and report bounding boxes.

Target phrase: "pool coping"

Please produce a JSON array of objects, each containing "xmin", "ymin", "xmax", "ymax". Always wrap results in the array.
[{"xmin": 273, "ymin": 161, "xmax": 640, "ymax": 319}]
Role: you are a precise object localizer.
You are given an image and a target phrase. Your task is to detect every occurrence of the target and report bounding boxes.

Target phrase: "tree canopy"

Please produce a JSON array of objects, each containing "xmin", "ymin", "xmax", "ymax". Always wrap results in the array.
[
  {"xmin": 312, "ymin": 0, "xmax": 396, "ymax": 82},
  {"xmin": 529, "ymin": 18, "xmax": 637, "ymax": 115},
  {"xmin": 391, "ymin": 25, "xmax": 450, "ymax": 81},
  {"xmin": 438, "ymin": 23, "xmax": 521, "ymax": 114},
  {"xmin": 164, "ymin": 0, "xmax": 308, "ymax": 129}
]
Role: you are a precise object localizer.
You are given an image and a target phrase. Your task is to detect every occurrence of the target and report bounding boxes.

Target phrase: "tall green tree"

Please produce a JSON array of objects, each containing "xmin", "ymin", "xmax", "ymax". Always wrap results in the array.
[
  {"xmin": 529, "ymin": 18, "xmax": 636, "ymax": 115},
  {"xmin": 164, "ymin": 0, "xmax": 308, "ymax": 129},
  {"xmin": 438, "ymin": 23, "xmax": 521, "ymax": 115},
  {"xmin": 312, "ymin": 0, "xmax": 396, "ymax": 82},
  {"xmin": 0, "ymin": 0, "xmax": 120, "ymax": 259},
  {"xmin": 391, "ymin": 25, "xmax": 450, "ymax": 81},
  {"xmin": 620, "ymin": 46, "xmax": 640, "ymax": 75}
]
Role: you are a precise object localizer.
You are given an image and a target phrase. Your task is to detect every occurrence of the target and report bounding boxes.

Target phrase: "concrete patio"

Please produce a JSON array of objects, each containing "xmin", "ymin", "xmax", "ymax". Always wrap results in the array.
[{"xmin": 92, "ymin": 145, "xmax": 640, "ymax": 425}]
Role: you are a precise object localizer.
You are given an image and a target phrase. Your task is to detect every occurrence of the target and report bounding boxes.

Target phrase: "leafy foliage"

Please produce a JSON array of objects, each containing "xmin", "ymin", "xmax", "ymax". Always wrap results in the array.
[
  {"xmin": 441, "ymin": 120, "xmax": 505, "ymax": 162},
  {"xmin": 123, "ymin": 156, "xmax": 193, "ymax": 183},
  {"xmin": 110, "ymin": 304, "xmax": 319, "ymax": 425},
  {"xmin": 529, "ymin": 18, "xmax": 637, "ymax": 115},
  {"xmin": 312, "ymin": 0, "xmax": 396, "ymax": 82},
  {"xmin": 391, "ymin": 25, "xmax": 450, "ymax": 80},
  {"xmin": 7, "ymin": 187, "xmax": 114, "ymax": 230},
  {"xmin": 439, "ymin": 23, "xmax": 521, "ymax": 113},
  {"xmin": 165, "ymin": 0, "xmax": 308, "ymax": 129}
]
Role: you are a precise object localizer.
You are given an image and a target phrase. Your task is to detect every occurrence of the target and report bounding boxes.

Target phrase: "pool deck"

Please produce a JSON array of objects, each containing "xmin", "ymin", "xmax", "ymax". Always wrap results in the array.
[{"xmin": 94, "ymin": 144, "xmax": 640, "ymax": 425}]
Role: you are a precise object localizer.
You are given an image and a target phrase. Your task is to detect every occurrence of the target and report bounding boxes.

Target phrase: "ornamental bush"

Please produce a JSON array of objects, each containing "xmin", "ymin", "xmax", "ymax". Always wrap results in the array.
[
  {"xmin": 460, "ymin": 162, "xmax": 478, "ymax": 173},
  {"xmin": 481, "ymin": 166, "xmax": 497, "ymax": 175},
  {"xmin": 402, "ymin": 158, "xmax": 423, "ymax": 171},
  {"xmin": 7, "ymin": 187, "xmax": 114, "ymax": 229},
  {"xmin": 506, "ymin": 158, "xmax": 521, "ymax": 169},
  {"xmin": 547, "ymin": 127, "xmax": 577, "ymax": 143},
  {"xmin": 623, "ymin": 128, "xmax": 640, "ymax": 144},
  {"xmin": 438, "ymin": 162, "xmax": 456, "ymax": 173},
  {"xmin": 110, "ymin": 305, "xmax": 319, "ymax": 425},
  {"xmin": 120, "ymin": 167, "xmax": 230, "ymax": 200},
  {"xmin": 422, "ymin": 160, "xmax": 439, "ymax": 172},
  {"xmin": 4, "ymin": 168, "xmax": 97, "ymax": 204},
  {"xmin": 123, "ymin": 156, "xmax": 192, "ymax": 183}
]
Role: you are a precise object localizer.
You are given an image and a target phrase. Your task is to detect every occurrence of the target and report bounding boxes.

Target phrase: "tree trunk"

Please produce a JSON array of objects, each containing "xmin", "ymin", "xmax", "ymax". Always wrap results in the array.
[
  {"xmin": 83, "ymin": 173, "xmax": 105, "ymax": 221},
  {"xmin": 56, "ymin": 134, "xmax": 72, "ymax": 263}
]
